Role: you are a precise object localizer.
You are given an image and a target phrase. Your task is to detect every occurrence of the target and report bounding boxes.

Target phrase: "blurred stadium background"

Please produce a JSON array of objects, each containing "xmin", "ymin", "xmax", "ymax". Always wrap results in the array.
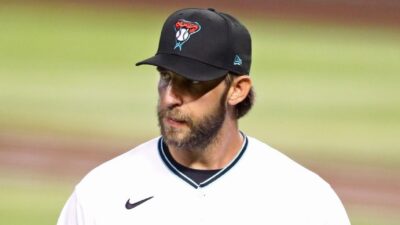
[{"xmin": 0, "ymin": 1, "xmax": 399, "ymax": 224}]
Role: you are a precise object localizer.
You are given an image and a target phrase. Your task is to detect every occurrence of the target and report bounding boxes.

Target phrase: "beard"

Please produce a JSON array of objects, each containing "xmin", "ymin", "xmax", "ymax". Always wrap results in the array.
[{"xmin": 157, "ymin": 91, "xmax": 228, "ymax": 151}]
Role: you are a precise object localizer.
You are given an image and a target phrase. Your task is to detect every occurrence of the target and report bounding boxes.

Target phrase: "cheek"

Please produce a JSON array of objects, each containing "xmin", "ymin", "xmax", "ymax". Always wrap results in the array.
[
  {"xmin": 187, "ymin": 92, "xmax": 222, "ymax": 114},
  {"xmin": 157, "ymin": 83, "xmax": 167, "ymax": 100},
  {"xmin": 157, "ymin": 88, "xmax": 165, "ymax": 109},
  {"xmin": 157, "ymin": 82, "xmax": 164, "ymax": 94}
]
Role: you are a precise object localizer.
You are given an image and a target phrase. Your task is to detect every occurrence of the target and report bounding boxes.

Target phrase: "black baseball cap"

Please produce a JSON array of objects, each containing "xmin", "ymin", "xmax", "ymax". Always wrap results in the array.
[{"xmin": 136, "ymin": 8, "xmax": 251, "ymax": 81}]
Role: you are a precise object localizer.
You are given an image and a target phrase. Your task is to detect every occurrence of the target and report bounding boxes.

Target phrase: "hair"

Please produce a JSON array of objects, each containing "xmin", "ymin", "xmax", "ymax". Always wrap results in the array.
[{"xmin": 225, "ymin": 73, "xmax": 255, "ymax": 119}]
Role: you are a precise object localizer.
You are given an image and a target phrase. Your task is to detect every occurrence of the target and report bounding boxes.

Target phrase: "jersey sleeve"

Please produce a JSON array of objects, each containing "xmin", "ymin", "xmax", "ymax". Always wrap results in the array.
[{"xmin": 57, "ymin": 190, "xmax": 93, "ymax": 225}]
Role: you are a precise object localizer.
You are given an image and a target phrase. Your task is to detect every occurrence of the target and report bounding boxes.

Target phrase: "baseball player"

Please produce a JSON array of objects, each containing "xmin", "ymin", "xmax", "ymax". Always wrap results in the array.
[{"xmin": 57, "ymin": 8, "xmax": 350, "ymax": 225}]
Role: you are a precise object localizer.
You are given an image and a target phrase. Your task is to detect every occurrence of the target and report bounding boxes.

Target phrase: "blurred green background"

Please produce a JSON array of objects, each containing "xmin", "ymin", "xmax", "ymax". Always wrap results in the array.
[{"xmin": 0, "ymin": 1, "xmax": 399, "ymax": 225}]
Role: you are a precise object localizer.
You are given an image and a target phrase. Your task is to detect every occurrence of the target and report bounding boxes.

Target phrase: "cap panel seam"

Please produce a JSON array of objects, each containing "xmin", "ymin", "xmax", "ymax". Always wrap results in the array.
[{"xmin": 218, "ymin": 12, "xmax": 238, "ymax": 74}]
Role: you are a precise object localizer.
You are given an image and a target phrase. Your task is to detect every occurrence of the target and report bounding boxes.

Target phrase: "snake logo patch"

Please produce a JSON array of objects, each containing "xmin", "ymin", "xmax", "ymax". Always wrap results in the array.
[{"xmin": 174, "ymin": 19, "xmax": 201, "ymax": 51}]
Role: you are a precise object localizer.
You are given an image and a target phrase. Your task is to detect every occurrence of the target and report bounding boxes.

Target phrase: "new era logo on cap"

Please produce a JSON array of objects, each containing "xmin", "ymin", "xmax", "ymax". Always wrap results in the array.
[
  {"xmin": 136, "ymin": 8, "xmax": 251, "ymax": 81},
  {"xmin": 233, "ymin": 55, "xmax": 242, "ymax": 66}
]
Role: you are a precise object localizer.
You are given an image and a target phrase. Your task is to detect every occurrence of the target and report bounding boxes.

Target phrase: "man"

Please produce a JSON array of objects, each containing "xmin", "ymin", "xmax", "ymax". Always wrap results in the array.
[{"xmin": 57, "ymin": 8, "xmax": 350, "ymax": 225}]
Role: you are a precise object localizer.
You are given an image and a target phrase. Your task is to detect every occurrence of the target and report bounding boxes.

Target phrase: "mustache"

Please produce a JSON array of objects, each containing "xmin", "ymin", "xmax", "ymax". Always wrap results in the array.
[{"xmin": 158, "ymin": 108, "xmax": 193, "ymax": 125}]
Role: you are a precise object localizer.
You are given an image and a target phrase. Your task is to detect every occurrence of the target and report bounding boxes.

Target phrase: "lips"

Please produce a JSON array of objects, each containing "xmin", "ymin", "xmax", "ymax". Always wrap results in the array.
[
  {"xmin": 165, "ymin": 116, "xmax": 187, "ymax": 127},
  {"xmin": 159, "ymin": 108, "xmax": 191, "ymax": 128}
]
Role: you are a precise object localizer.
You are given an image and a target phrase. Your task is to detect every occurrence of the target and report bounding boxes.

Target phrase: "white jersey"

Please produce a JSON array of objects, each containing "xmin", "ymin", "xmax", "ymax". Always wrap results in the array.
[{"xmin": 57, "ymin": 135, "xmax": 350, "ymax": 225}]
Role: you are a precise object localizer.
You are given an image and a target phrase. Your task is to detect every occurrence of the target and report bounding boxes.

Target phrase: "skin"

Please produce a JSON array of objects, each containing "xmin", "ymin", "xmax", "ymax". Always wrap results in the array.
[{"xmin": 157, "ymin": 68, "xmax": 252, "ymax": 170}]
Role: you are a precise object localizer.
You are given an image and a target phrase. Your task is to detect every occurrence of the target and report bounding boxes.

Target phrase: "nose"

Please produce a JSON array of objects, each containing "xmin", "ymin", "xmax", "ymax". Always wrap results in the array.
[{"xmin": 162, "ymin": 81, "xmax": 184, "ymax": 108}]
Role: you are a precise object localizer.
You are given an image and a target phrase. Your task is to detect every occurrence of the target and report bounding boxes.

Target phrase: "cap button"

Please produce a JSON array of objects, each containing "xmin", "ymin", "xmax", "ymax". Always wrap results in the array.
[{"xmin": 208, "ymin": 8, "xmax": 216, "ymax": 12}]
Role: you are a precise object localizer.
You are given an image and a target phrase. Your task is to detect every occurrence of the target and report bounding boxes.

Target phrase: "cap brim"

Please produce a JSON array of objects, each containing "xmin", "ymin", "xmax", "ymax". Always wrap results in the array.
[{"xmin": 136, "ymin": 54, "xmax": 228, "ymax": 81}]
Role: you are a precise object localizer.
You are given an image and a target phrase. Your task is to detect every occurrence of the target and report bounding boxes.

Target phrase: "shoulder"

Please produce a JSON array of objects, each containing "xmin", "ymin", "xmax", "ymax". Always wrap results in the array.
[
  {"xmin": 243, "ymin": 136, "xmax": 349, "ymax": 223},
  {"xmin": 244, "ymin": 135, "xmax": 332, "ymax": 191},
  {"xmin": 63, "ymin": 137, "xmax": 167, "ymax": 220},
  {"xmin": 88, "ymin": 137, "xmax": 160, "ymax": 172},
  {"xmin": 75, "ymin": 137, "xmax": 162, "ymax": 192}
]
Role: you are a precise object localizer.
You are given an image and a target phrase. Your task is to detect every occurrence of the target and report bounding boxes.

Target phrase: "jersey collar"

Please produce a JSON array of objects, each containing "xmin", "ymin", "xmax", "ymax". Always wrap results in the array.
[{"xmin": 158, "ymin": 133, "xmax": 248, "ymax": 189}]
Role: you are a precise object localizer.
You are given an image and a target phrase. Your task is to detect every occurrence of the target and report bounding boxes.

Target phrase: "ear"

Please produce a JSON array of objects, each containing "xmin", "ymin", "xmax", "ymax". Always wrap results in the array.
[{"xmin": 227, "ymin": 75, "xmax": 252, "ymax": 106}]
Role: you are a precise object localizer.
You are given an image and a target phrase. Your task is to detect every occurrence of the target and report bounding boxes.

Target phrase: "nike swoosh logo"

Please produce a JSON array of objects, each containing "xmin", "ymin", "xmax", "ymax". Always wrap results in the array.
[{"xmin": 125, "ymin": 196, "xmax": 153, "ymax": 209}]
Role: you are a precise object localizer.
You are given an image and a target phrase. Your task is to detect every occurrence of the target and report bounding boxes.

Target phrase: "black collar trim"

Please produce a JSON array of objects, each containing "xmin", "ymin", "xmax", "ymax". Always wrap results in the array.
[{"xmin": 158, "ymin": 133, "xmax": 248, "ymax": 189}]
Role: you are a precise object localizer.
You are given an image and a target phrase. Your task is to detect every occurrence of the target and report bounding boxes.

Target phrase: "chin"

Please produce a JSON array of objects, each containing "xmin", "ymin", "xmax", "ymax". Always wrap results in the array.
[{"xmin": 163, "ymin": 127, "xmax": 189, "ymax": 143}]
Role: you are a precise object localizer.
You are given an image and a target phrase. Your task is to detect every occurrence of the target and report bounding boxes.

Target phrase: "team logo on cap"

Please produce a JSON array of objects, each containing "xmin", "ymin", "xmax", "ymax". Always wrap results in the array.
[{"xmin": 174, "ymin": 19, "xmax": 201, "ymax": 51}]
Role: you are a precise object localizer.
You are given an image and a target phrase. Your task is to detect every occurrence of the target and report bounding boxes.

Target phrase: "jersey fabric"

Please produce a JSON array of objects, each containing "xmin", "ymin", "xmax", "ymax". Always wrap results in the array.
[{"xmin": 57, "ymin": 135, "xmax": 350, "ymax": 225}]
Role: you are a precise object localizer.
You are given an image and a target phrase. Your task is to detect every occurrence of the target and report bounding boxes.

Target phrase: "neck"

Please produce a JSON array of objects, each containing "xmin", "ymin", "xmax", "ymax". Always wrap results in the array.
[{"xmin": 167, "ymin": 119, "xmax": 244, "ymax": 170}]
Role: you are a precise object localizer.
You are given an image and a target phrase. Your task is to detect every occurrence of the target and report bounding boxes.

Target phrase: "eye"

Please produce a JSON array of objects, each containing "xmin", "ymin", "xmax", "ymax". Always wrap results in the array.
[{"xmin": 184, "ymin": 80, "xmax": 203, "ymax": 91}]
